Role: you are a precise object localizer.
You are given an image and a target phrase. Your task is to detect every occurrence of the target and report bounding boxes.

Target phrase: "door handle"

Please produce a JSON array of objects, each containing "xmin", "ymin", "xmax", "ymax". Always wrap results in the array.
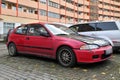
[{"xmin": 26, "ymin": 37, "xmax": 30, "ymax": 40}]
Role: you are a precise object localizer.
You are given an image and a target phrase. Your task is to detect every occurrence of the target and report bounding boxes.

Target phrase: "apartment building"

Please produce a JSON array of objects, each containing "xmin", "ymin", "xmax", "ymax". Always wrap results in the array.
[{"xmin": 0, "ymin": 0, "xmax": 120, "ymax": 40}]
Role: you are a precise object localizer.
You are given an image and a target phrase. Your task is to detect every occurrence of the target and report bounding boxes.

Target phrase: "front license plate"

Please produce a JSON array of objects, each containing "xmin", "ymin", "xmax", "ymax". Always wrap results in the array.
[{"xmin": 105, "ymin": 48, "xmax": 113, "ymax": 55}]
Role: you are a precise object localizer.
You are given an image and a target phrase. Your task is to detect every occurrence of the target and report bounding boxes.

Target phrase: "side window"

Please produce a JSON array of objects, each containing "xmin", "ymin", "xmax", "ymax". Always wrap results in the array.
[
  {"xmin": 15, "ymin": 25, "xmax": 27, "ymax": 35},
  {"xmin": 77, "ymin": 24, "xmax": 95, "ymax": 32},
  {"xmin": 27, "ymin": 24, "xmax": 48, "ymax": 36},
  {"xmin": 96, "ymin": 22, "xmax": 118, "ymax": 31}
]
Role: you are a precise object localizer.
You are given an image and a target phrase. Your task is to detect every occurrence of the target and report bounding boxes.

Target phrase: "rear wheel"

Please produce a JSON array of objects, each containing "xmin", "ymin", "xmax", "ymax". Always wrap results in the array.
[
  {"xmin": 57, "ymin": 46, "xmax": 76, "ymax": 67},
  {"xmin": 8, "ymin": 43, "xmax": 18, "ymax": 56}
]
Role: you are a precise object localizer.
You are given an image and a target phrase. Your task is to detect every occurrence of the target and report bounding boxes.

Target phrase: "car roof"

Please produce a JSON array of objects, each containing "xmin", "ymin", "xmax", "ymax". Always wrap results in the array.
[{"xmin": 73, "ymin": 20, "xmax": 120, "ymax": 25}]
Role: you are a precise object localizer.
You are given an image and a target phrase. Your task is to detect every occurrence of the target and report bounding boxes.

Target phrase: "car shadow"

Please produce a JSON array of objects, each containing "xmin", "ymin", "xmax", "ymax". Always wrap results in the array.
[{"xmin": 15, "ymin": 53, "xmax": 113, "ymax": 69}]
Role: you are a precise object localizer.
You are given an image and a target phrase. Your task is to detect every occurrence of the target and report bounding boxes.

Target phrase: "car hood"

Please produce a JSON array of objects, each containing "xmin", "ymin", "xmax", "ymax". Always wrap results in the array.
[{"xmin": 57, "ymin": 34, "xmax": 110, "ymax": 47}]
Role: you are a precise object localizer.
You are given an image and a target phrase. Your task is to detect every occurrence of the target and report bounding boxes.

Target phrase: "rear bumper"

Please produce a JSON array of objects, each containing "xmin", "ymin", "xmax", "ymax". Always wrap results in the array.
[{"xmin": 73, "ymin": 46, "xmax": 112, "ymax": 63}]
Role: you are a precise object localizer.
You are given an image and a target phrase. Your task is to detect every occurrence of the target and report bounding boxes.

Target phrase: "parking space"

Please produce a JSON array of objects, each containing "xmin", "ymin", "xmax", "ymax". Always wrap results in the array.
[{"xmin": 0, "ymin": 43, "xmax": 120, "ymax": 80}]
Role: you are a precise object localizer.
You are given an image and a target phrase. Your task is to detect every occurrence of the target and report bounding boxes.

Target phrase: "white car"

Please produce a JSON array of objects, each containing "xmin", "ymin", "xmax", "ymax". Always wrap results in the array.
[
  {"xmin": 70, "ymin": 20, "xmax": 120, "ymax": 51},
  {"xmin": 51, "ymin": 23, "xmax": 113, "ymax": 47}
]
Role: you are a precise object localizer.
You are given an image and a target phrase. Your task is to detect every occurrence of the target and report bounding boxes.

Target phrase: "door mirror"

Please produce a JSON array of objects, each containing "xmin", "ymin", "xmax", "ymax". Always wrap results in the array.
[{"xmin": 41, "ymin": 32, "xmax": 50, "ymax": 37}]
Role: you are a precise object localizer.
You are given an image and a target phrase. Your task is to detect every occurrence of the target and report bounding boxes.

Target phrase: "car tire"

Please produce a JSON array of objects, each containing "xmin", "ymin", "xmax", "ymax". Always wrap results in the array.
[
  {"xmin": 57, "ymin": 46, "xmax": 76, "ymax": 67},
  {"xmin": 8, "ymin": 43, "xmax": 18, "ymax": 56}
]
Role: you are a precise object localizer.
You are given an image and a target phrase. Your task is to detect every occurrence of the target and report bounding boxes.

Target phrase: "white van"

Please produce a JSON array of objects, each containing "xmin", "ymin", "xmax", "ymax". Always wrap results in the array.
[{"xmin": 70, "ymin": 21, "xmax": 120, "ymax": 51}]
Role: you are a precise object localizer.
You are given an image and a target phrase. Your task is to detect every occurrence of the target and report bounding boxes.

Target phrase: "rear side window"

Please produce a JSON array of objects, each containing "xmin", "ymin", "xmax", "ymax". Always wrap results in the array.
[
  {"xmin": 16, "ymin": 26, "xmax": 28, "ymax": 35},
  {"xmin": 96, "ymin": 22, "xmax": 118, "ymax": 31},
  {"xmin": 70, "ymin": 23, "xmax": 95, "ymax": 32}
]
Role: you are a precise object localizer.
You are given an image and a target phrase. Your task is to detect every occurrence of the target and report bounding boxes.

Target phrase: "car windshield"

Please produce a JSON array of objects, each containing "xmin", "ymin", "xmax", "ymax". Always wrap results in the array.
[{"xmin": 45, "ymin": 24, "xmax": 76, "ymax": 35}]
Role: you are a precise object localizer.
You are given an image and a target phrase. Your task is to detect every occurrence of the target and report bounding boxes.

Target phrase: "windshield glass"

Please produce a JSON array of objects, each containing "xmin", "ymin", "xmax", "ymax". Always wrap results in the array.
[
  {"xmin": 45, "ymin": 24, "xmax": 76, "ymax": 35},
  {"xmin": 45, "ymin": 24, "xmax": 69, "ymax": 35}
]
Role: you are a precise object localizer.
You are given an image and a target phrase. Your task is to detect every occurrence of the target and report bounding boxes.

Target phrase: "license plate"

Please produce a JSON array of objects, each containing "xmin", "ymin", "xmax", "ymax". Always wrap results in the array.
[{"xmin": 105, "ymin": 48, "xmax": 113, "ymax": 55}]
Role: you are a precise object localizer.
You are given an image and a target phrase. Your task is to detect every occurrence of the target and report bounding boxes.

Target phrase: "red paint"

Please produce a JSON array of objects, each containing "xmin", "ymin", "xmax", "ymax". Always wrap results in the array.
[{"xmin": 7, "ymin": 22, "xmax": 112, "ymax": 63}]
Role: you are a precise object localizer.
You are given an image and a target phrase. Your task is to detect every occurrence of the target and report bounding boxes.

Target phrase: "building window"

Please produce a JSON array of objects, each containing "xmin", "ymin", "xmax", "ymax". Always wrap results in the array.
[
  {"xmin": 28, "ymin": 8, "xmax": 34, "ymax": 13},
  {"xmin": 3, "ymin": 22, "xmax": 15, "ymax": 34},
  {"xmin": 18, "ymin": 6, "xmax": 23, "ymax": 12},
  {"xmin": 40, "ymin": 9, "xmax": 47, "ymax": 16},
  {"xmin": 12, "ymin": 5, "xmax": 16, "ymax": 11},
  {"xmin": 48, "ymin": 1, "xmax": 60, "ymax": 8},
  {"xmin": 2, "ymin": 2, "xmax": 6, "ymax": 8},
  {"xmin": 48, "ymin": 11, "xmax": 60, "ymax": 18},
  {"xmin": 40, "ymin": 0, "xmax": 47, "ymax": 4}
]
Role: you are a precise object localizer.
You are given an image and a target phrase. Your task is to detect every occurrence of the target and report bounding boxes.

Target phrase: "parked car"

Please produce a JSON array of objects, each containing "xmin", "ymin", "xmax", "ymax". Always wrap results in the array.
[
  {"xmin": 69, "ymin": 21, "xmax": 120, "ymax": 51},
  {"xmin": 7, "ymin": 22, "xmax": 112, "ymax": 67},
  {"xmin": 51, "ymin": 23, "xmax": 114, "ymax": 46}
]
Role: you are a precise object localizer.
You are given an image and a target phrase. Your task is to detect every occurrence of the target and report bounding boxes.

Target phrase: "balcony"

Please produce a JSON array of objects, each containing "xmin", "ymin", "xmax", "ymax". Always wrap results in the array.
[
  {"xmin": 1, "ymin": 8, "xmax": 16, "ymax": 16},
  {"xmin": 60, "ymin": 18, "xmax": 65, "ymax": 23},
  {"xmin": 98, "ymin": 4, "xmax": 103, "ymax": 8},
  {"xmin": 39, "ymin": 3, "xmax": 47, "ymax": 10},
  {"xmin": 79, "ymin": 0, "xmax": 84, "ymax": 4},
  {"xmin": 66, "ymin": 11, "xmax": 74, "ymax": 17},
  {"xmin": 60, "ymin": 0, "xmax": 65, "ymax": 6},
  {"xmin": 84, "ymin": 1, "xmax": 89, "ymax": 5},
  {"xmin": 103, "ymin": 0, "xmax": 110, "ymax": 4},
  {"xmin": 48, "ymin": 7, "xmax": 59, "ymax": 14},
  {"xmin": 84, "ymin": 15, "xmax": 89, "ymax": 20},
  {"xmin": 5, "ymin": 0, "xmax": 17, "ymax": 3},
  {"xmin": 78, "ymin": 7, "xmax": 84, "ymax": 12},
  {"xmin": 18, "ymin": 12, "xmax": 38, "ymax": 19},
  {"xmin": 74, "ymin": 6, "xmax": 78, "ymax": 11},
  {"xmin": 78, "ymin": 14, "xmax": 84, "ymax": 19},
  {"xmin": 75, "ymin": 13, "xmax": 78, "ymax": 18},
  {"xmin": 114, "ymin": 1, "xmax": 120, "ymax": 6},
  {"xmin": 50, "ymin": 0, "xmax": 59, "ymax": 3},
  {"xmin": 18, "ymin": 0, "xmax": 38, "ymax": 8},
  {"xmin": 98, "ymin": 10, "xmax": 103, "ymax": 14},
  {"xmin": 60, "ymin": 9, "xmax": 65, "ymax": 15},
  {"xmin": 39, "ymin": 15, "xmax": 47, "ymax": 21},
  {"xmin": 48, "ymin": 17, "xmax": 59, "ymax": 22},
  {"xmin": 84, "ymin": 8, "xmax": 89, "ymax": 13},
  {"xmin": 66, "ymin": 3, "xmax": 74, "ymax": 9}
]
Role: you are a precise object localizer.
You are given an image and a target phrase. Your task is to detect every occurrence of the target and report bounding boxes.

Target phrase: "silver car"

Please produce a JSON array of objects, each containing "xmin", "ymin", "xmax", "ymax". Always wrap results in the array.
[{"xmin": 70, "ymin": 20, "xmax": 120, "ymax": 51}]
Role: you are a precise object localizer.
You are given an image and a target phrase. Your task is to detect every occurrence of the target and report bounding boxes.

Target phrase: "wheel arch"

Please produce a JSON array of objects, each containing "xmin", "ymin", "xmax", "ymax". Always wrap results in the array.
[
  {"xmin": 7, "ymin": 41, "xmax": 15, "ymax": 48},
  {"xmin": 56, "ymin": 45, "xmax": 76, "ymax": 59}
]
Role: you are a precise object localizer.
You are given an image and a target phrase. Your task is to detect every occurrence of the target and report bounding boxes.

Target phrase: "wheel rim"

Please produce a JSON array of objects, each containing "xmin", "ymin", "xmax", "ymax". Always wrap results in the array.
[
  {"xmin": 9, "ymin": 44, "xmax": 15, "ymax": 55},
  {"xmin": 59, "ymin": 49, "xmax": 72, "ymax": 65}
]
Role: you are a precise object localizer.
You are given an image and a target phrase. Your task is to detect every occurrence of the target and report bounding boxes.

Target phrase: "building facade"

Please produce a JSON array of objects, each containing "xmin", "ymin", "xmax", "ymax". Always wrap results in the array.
[{"xmin": 0, "ymin": 0, "xmax": 120, "ymax": 40}]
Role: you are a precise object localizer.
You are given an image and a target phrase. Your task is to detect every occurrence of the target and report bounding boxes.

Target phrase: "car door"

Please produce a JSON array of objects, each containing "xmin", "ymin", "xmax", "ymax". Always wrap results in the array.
[
  {"xmin": 13, "ymin": 25, "xmax": 28, "ymax": 52},
  {"xmin": 24, "ymin": 24, "xmax": 53, "ymax": 57}
]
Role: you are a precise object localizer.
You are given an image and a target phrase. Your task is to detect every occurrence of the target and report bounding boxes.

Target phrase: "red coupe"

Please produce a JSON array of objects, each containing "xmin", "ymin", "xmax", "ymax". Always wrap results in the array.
[{"xmin": 7, "ymin": 22, "xmax": 112, "ymax": 67}]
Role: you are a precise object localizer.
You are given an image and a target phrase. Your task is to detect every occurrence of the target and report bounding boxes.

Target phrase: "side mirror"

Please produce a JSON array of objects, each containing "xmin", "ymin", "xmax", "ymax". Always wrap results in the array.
[{"xmin": 41, "ymin": 32, "xmax": 50, "ymax": 37}]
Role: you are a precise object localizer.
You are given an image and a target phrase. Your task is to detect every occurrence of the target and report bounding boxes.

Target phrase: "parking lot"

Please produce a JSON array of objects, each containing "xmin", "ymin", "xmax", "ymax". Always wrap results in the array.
[{"xmin": 0, "ymin": 42, "xmax": 120, "ymax": 80}]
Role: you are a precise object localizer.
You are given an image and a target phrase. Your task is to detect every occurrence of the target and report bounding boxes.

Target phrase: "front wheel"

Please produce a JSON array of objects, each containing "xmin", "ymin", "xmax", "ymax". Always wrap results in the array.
[
  {"xmin": 57, "ymin": 46, "xmax": 76, "ymax": 67},
  {"xmin": 8, "ymin": 43, "xmax": 18, "ymax": 56}
]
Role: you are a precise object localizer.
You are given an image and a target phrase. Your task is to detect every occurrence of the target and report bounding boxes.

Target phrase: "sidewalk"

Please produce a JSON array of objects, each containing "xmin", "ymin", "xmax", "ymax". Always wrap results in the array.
[{"xmin": 0, "ymin": 43, "xmax": 6, "ymax": 50}]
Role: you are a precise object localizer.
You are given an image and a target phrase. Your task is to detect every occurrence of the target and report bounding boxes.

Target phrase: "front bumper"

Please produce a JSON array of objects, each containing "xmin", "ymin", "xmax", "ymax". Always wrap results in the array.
[{"xmin": 73, "ymin": 46, "xmax": 112, "ymax": 63}]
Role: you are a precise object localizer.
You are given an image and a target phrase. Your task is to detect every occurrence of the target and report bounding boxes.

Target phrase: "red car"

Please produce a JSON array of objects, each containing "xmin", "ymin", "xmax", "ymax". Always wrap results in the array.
[{"xmin": 7, "ymin": 22, "xmax": 112, "ymax": 67}]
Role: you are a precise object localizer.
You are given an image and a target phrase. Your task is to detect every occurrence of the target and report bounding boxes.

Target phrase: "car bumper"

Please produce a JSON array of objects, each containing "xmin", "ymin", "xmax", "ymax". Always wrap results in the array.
[{"xmin": 73, "ymin": 46, "xmax": 112, "ymax": 63}]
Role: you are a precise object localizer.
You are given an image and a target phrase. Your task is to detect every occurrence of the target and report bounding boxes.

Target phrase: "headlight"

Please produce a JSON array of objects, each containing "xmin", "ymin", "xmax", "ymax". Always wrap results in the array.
[{"xmin": 80, "ymin": 44, "xmax": 99, "ymax": 50}]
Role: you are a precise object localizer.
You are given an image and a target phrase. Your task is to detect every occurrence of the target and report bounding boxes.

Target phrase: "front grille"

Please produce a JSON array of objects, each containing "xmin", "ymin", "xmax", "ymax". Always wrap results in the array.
[{"xmin": 101, "ymin": 54, "xmax": 111, "ymax": 59}]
